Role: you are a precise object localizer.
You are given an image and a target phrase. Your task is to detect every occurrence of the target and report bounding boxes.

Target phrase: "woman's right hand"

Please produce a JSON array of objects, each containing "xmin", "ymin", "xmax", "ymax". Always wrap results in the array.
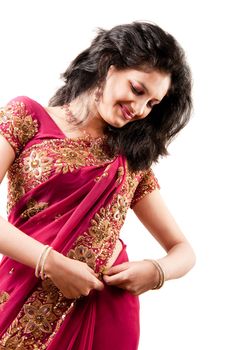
[{"xmin": 45, "ymin": 249, "xmax": 104, "ymax": 299}]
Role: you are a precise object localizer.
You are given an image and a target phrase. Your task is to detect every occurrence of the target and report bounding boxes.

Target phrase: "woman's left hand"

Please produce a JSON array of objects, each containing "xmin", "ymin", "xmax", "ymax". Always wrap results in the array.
[{"xmin": 102, "ymin": 260, "xmax": 159, "ymax": 295}]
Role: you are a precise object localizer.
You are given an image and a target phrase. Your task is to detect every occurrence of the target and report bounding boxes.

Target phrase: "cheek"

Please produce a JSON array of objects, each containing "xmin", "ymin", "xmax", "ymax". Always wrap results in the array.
[
  {"xmin": 102, "ymin": 80, "xmax": 128, "ymax": 105},
  {"xmin": 101, "ymin": 90, "xmax": 118, "ymax": 111}
]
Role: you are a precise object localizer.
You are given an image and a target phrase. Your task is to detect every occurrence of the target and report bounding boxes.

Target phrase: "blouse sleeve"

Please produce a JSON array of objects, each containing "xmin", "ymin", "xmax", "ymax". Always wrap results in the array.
[
  {"xmin": 130, "ymin": 168, "xmax": 160, "ymax": 208},
  {"xmin": 0, "ymin": 98, "xmax": 39, "ymax": 155}
]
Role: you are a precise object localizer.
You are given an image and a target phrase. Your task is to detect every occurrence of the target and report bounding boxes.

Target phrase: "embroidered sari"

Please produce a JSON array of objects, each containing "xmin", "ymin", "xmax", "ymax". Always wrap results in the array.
[{"xmin": 0, "ymin": 96, "xmax": 159, "ymax": 349}]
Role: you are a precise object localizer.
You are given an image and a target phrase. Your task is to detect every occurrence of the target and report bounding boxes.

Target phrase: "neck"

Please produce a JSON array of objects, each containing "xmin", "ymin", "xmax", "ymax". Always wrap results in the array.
[{"xmin": 68, "ymin": 94, "xmax": 107, "ymax": 137}]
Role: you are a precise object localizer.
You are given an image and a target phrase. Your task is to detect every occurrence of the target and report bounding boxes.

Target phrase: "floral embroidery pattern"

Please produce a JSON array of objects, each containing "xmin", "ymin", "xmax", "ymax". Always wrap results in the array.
[
  {"xmin": 54, "ymin": 147, "xmax": 89, "ymax": 173},
  {"xmin": 0, "ymin": 280, "xmax": 74, "ymax": 350},
  {"xmin": 20, "ymin": 199, "xmax": 49, "ymax": 219},
  {"xmin": 7, "ymin": 138, "xmax": 114, "ymax": 214},
  {"xmin": 23, "ymin": 303, "xmax": 56, "ymax": 334},
  {"xmin": 0, "ymin": 101, "xmax": 38, "ymax": 155},
  {"xmin": 23, "ymin": 150, "xmax": 53, "ymax": 180},
  {"xmin": 68, "ymin": 245, "xmax": 96, "ymax": 270}
]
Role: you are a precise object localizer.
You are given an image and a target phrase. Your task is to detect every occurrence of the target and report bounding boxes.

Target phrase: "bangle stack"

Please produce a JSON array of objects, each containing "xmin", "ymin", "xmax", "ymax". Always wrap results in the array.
[
  {"xmin": 144, "ymin": 259, "xmax": 165, "ymax": 290},
  {"xmin": 35, "ymin": 245, "xmax": 53, "ymax": 280}
]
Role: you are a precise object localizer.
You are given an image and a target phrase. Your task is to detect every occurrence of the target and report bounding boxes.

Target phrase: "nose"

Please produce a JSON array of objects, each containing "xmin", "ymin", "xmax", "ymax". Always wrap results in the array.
[{"xmin": 134, "ymin": 99, "xmax": 148, "ymax": 118}]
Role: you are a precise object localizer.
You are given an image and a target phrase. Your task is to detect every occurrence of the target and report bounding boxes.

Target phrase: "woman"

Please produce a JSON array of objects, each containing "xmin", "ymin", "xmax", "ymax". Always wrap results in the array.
[{"xmin": 0, "ymin": 21, "xmax": 195, "ymax": 349}]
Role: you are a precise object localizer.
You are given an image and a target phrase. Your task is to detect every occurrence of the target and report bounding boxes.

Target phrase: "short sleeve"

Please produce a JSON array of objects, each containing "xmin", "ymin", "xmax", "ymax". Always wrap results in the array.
[
  {"xmin": 0, "ymin": 98, "xmax": 39, "ymax": 155},
  {"xmin": 130, "ymin": 168, "xmax": 160, "ymax": 208}
]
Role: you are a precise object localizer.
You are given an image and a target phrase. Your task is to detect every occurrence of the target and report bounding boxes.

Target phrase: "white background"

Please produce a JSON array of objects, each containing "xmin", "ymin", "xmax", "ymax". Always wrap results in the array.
[{"xmin": 0, "ymin": 1, "xmax": 232, "ymax": 349}]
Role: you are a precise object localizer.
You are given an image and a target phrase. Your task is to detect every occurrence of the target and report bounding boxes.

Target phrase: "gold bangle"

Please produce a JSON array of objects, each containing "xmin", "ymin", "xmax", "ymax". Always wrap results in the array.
[
  {"xmin": 144, "ymin": 259, "xmax": 165, "ymax": 290},
  {"xmin": 35, "ymin": 245, "xmax": 49, "ymax": 278},
  {"xmin": 40, "ymin": 247, "xmax": 53, "ymax": 280}
]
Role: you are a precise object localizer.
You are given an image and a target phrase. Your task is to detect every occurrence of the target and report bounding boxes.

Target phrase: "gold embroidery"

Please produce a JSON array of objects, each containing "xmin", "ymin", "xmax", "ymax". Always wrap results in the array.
[
  {"xmin": 13, "ymin": 115, "xmax": 38, "ymax": 147},
  {"xmin": 6, "ymin": 175, "xmax": 25, "ymax": 214},
  {"xmin": 23, "ymin": 303, "xmax": 55, "ymax": 334},
  {"xmin": 0, "ymin": 280, "xmax": 74, "ymax": 350},
  {"xmin": 0, "ymin": 101, "xmax": 38, "ymax": 154},
  {"xmin": 54, "ymin": 147, "xmax": 89, "ymax": 173},
  {"xmin": 0, "ymin": 108, "xmax": 12, "ymax": 124},
  {"xmin": 68, "ymin": 245, "xmax": 96, "ymax": 270},
  {"xmin": 116, "ymin": 166, "xmax": 124, "ymax": 184},
  {"xmin": 23, "ymin": 150, "xmax": 53, "ymax": 180},
  {"xmin": 0, "ymin": 291, "xmax": 10, "ymax": 308},
  {"xmin": 130, "ymin": 168, "xmax": 159, "ymax": 207},
  {"xmin": 20, "ymin": 199, "xmax": 49, "ymax": 219},
  {"xmin": 7, "ymin": 138, "xmax": 114, "ymax": 214},
  {"xmin": 0, "ymin": 164, "xmax": 158, "ymax": 348},
  {"xmin": 70, "ymin": 165, "xmax": 140, "ymax": 274},
  {"xmin": 95, "ymin": 164, "xmax": 110, "ymax": 182}
]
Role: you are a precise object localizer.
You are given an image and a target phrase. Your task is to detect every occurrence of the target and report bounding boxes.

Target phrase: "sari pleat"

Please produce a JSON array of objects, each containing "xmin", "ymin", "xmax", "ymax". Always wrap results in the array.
[{"xmin": 45, "ymin": 245, "xmax": 140, "ymax": 350}]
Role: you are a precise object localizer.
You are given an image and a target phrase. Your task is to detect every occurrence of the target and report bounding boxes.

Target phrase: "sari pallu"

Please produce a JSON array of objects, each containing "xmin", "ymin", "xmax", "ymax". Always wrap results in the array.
[{"xmin": 0, "ymin": 97, "xmax": 159, "ymax": 349}]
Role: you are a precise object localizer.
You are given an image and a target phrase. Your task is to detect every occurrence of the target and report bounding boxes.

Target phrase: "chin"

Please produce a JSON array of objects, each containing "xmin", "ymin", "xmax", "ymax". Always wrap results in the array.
[
  {"xmin": 107, "ymin": 116, "xmax": 127, "ymax": 128},
  {"xmin": 109, "ymin": 121, "xmax": 126, "ymax": 129}
]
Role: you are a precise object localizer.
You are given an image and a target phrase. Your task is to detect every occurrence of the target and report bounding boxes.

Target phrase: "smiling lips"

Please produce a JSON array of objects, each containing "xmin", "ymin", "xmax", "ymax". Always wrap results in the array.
[{"xmin": 120, "ymin": 104, "xmax": 135, "ymax": 120}]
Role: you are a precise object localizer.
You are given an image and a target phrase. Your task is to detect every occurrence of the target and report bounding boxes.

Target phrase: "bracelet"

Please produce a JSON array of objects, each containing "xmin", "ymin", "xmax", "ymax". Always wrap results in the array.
[
  {"xmin": 35, "ymin": 245, "xmax": 52, "ymax": 279},
  {"xmin": 40, "ymin": 246, "xmax": 53, "ymax": 280},
  {"xmin": 144, "ymin": 259, "xmax": 165, "ymax": 290},
  {"xmin": 35, "ymin": 245, "xmax": 49, "ymax": 278}
]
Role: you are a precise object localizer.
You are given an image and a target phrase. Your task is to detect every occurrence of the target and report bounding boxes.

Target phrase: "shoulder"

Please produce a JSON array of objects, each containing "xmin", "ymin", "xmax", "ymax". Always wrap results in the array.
[
  {"xmin": 0, "ymin": 96, "xmax": 40, "ymax": 155},
  {"xmin": 5, "ymin": 96, "xmax": 42, "ymax": 114},
  {"xmin": 130, "ymin": 167, "xmax": 160, "ymax": 208},
  {"xmin": 1, "ymin": 96, "xmax": 44, "ymax": 121}
]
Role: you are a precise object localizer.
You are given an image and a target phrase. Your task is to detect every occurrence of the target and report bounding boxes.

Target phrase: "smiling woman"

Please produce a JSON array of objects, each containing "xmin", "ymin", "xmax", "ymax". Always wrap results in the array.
[
  {"xmin": 0, "ymin": 21, "xmax": 195, "ymax": 350},
  {"xmin": 96, "ymin": 67, "xmax": 171, "ymax": 126}
]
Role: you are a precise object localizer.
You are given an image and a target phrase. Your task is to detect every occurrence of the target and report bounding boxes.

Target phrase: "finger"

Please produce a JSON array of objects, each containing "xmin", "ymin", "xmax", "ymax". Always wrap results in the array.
[
  {"xmin": 93, "ymin": 278, "xmax": 105, "ymax": 291},
  {"xmin": 104, "ymin": 262, "xmax": 129, "ymax": 276},
  {"xmin": 77, "ymin": 261, "xmax": 95, "ymax": 274},
  {"xmin": 86, "ymin": 265, "xmax": 96, "ymax": 274},
  {"xmin": 103, "ymin": 271, "xmax": 127, "ymax": 285},
  {"xmin": 81, "ymin": 288, "xmax": 92, "ymax": 296}
]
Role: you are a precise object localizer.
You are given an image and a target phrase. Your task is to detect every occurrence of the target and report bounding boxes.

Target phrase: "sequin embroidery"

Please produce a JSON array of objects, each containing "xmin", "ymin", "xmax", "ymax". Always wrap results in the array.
[
  {"xmin": 20, "ymin": 199, "xmax": 49, "ymax": 219},
  {"xmin": 7, "ymin": 138, "xmax": 114, "ymax": 214},
  {"xmin": 0, "ymin": 101, "xmax": 38, "ymax": 155}
]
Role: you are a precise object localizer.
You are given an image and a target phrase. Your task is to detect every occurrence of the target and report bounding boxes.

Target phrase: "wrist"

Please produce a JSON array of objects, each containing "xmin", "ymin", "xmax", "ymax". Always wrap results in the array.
[
  {"xmin": 144, "ymin": 259, "xmax": 165, "ymax": 290},
  {"xmin": 43, "ymin": 249, "xmax": 65, "ymax": 279}
]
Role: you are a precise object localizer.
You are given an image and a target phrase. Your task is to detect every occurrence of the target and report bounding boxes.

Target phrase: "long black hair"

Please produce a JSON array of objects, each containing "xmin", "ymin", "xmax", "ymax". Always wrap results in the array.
[{"xmin": 49, "ymin": 21, "xmax": 192, "ymax": 171}]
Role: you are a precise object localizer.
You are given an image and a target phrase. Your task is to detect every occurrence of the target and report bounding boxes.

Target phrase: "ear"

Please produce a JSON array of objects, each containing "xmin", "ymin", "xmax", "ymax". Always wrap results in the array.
[{"xmin": 106, "ymin": 65, "xmax": 117, "ymax": 78}]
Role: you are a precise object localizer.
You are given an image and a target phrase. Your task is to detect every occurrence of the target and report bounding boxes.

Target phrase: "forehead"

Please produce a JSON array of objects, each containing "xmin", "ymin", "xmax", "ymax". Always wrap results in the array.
[{"xmin": 120, "ymin": 67, "xmax": 170, "ymax": 80}]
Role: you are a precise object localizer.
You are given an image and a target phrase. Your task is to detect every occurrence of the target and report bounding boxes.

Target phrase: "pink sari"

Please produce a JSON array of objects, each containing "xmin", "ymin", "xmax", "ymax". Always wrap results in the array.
[{"xmin": 0, "ymin": 97, "xmax": 159, "ymax": 349}]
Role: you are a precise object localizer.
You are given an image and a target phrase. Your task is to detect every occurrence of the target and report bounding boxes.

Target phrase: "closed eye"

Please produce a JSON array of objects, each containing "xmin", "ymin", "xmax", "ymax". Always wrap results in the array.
[
  {"xmin": 131, "ymin": 82, "xmax": 160, "ymax": 109},
  {"xmin": 131, "ymin": 84, "xmax": 144, "ymax": 96}
]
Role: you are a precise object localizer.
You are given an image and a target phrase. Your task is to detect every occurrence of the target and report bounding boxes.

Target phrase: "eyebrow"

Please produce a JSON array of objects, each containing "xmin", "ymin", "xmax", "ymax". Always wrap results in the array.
[{"xmin": 136, "ymin": 80, "xmax": 161, "ymax": 102}]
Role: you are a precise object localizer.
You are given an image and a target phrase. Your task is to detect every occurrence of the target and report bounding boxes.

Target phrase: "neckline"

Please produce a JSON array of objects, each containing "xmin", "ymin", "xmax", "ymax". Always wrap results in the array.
[{"xmin": 36, "ymin": 100, "xmax": 106, "ymax": 143}]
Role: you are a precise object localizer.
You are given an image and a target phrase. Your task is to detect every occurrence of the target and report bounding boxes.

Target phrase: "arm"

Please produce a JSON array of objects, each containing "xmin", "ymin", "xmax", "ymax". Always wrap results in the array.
[
  {"xmin": 0, "ymin": 134, "xmax": 103, "ymax": 297},
  {"xmin": 103, "ymin": 189, "xmax": 196, "ymax": 294},
  {"xmin": 0, "ymin": 134, "xmax": 52, "ymax": 268},
  {"xmin": 133, "ymin": 189, "xmax": 196, "ymax": 280}
]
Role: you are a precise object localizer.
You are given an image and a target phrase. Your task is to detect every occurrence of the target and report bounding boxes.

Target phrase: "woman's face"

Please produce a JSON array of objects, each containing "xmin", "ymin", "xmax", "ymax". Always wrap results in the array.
[{"xmin": 95, "ymin": 66, "xmax": 171, "ymax": 128}]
